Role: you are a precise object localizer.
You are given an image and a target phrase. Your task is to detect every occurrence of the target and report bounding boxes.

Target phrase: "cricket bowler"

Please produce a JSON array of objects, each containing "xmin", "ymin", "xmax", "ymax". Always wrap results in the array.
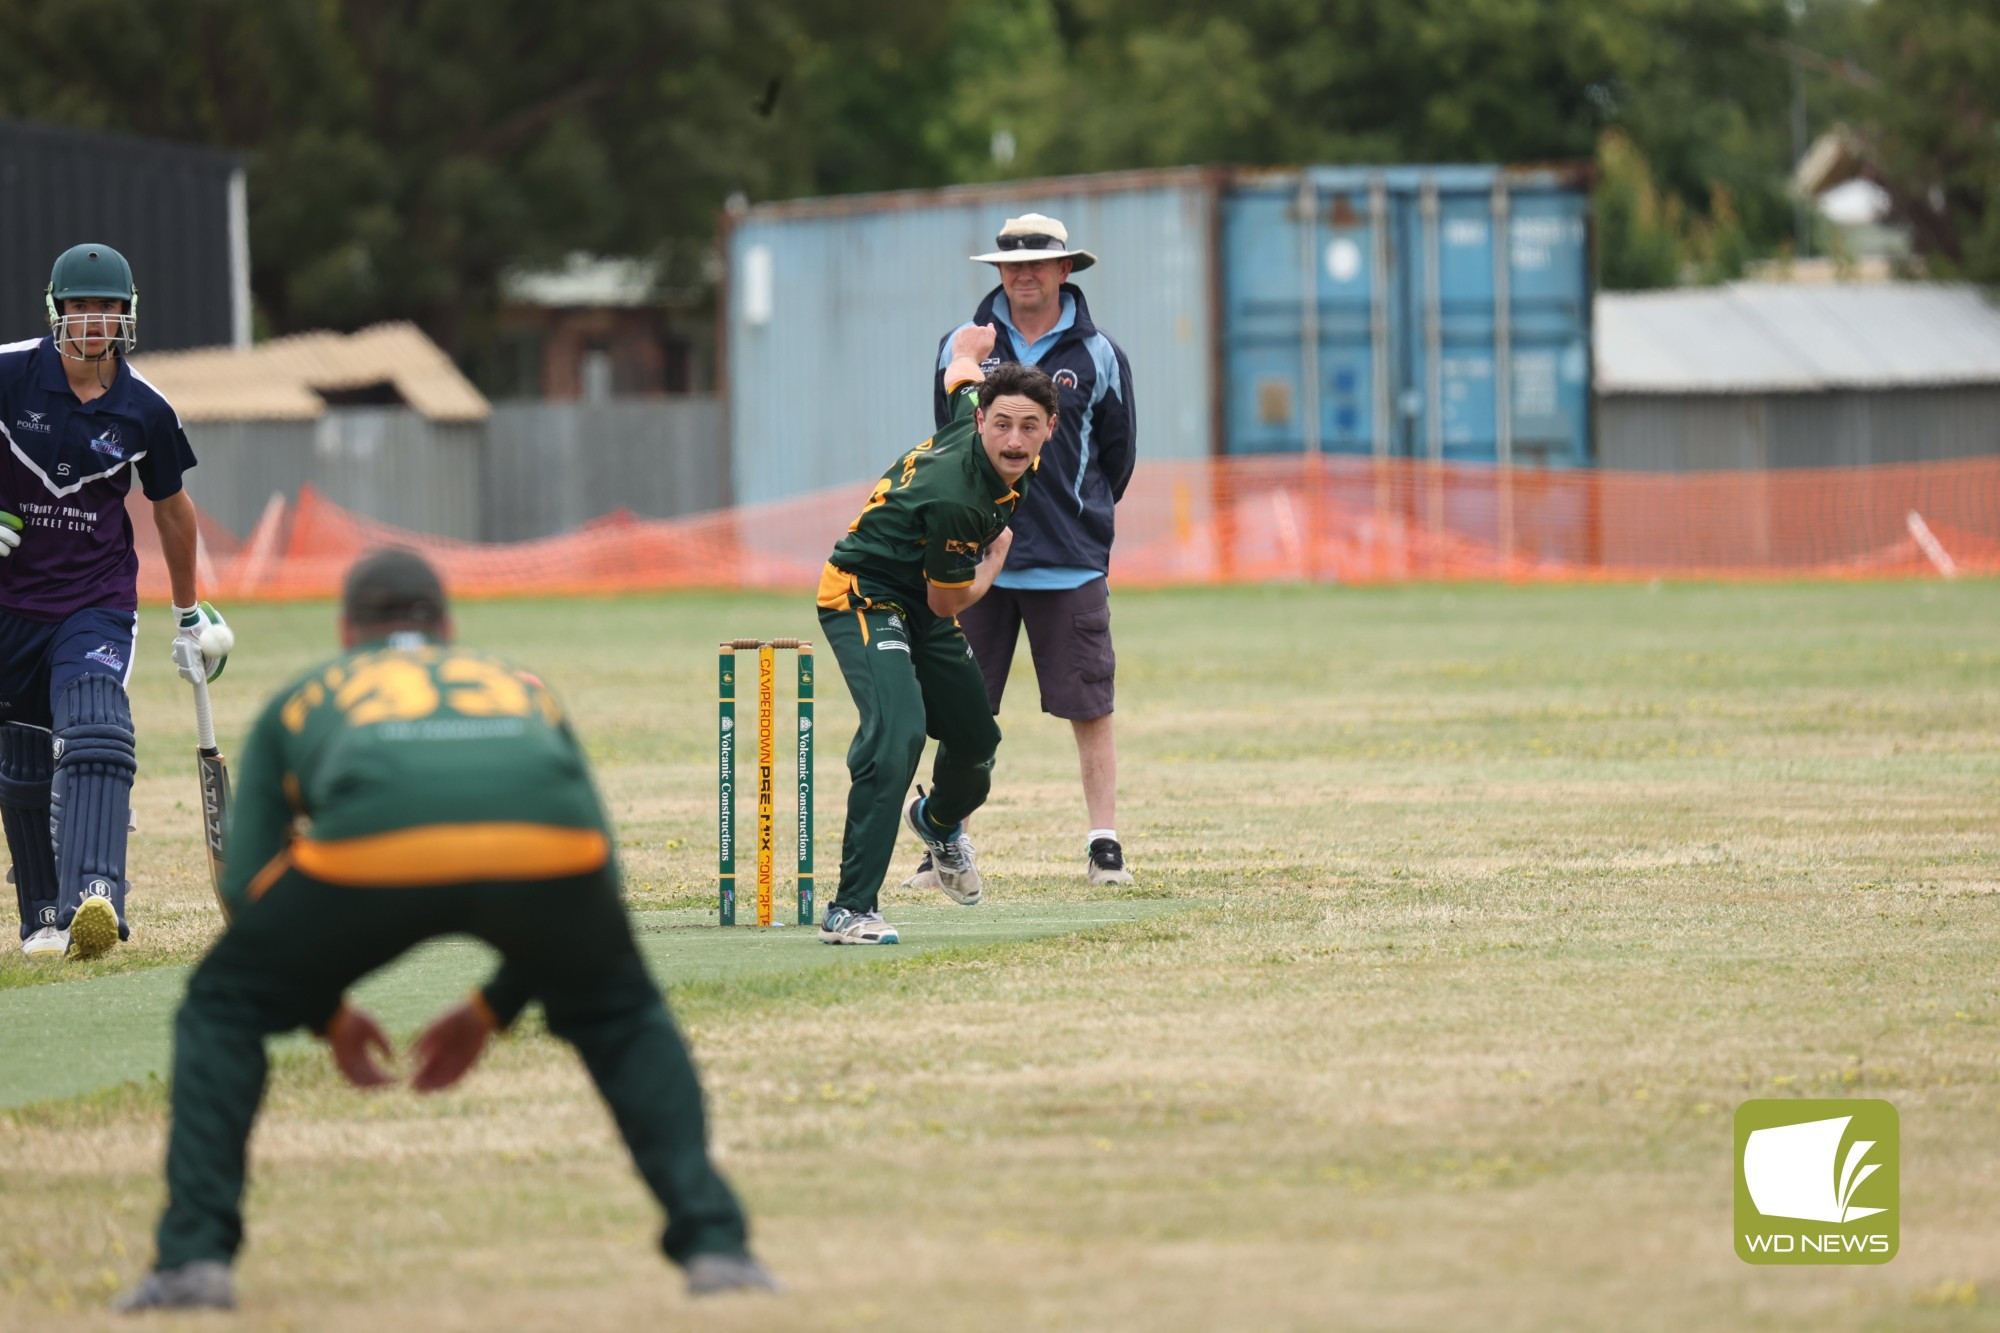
[{"xmin": 814, "ymin": 324, "xmax": 1053, "ymax": 944}]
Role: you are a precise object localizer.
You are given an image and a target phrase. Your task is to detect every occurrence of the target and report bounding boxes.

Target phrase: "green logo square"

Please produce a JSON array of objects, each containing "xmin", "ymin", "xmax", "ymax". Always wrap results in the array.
[{"xmin": 1735, "ymin": 1099, "xmax": 1898, "ymax": 1264}]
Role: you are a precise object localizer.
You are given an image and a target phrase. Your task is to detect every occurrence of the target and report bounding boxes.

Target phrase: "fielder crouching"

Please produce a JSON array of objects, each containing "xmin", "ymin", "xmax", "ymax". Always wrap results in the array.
[{"xmin": 116, "ymin": 549, "xmax": 775, "ymax": 1312}]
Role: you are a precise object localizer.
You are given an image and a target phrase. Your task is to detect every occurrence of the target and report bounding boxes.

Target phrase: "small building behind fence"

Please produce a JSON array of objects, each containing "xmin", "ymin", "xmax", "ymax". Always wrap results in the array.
[
  {"xmin": 1595, "ymin": 282, "xmax": 2000, "ymax": 470},
  {"xmin": 132, "ymin": 323, "xmax": 728, "ymax": 543}
]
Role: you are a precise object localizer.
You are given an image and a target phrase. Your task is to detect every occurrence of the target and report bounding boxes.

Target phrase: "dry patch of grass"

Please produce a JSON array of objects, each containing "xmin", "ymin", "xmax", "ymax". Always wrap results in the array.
[{"xmin": 3, "ymin": 581, "xmax": 1998, "ymax": 1330}]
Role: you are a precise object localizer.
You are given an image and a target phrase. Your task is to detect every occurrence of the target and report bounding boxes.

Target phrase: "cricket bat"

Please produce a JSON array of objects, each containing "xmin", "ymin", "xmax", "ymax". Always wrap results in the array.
[{"xmin": 191, "ymin": 672, "xmax": 232, "ymax": 920}]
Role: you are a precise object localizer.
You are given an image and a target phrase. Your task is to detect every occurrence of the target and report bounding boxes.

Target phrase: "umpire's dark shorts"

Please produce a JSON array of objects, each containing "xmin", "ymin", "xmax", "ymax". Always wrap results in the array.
[{"xmin": 956, "ymin": 576, "xmax": 1115, "ymax": 721}]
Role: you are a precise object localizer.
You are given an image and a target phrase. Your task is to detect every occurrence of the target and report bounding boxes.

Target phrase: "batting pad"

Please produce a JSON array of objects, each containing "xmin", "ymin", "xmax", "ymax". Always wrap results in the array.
[
  {"xmin": 0, "ymin": 721, "xmax": 56, "ymax": 938},
  {"xmin": 52, "ymin": 674, "xmax": 136, "ymax": 937}
]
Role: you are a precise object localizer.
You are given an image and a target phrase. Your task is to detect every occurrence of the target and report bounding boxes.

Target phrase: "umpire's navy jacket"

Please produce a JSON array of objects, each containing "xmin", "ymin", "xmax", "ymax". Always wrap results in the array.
[{"xmin": 933, "ymin": 284, "xmax": 1135, "ymax": 577}]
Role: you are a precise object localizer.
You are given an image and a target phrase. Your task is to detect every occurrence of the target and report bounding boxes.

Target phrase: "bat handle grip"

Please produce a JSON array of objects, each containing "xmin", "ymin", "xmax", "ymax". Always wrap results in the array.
[{"xmin": 192, "ymin": 675, "xmax": 218, "ymax": 751}]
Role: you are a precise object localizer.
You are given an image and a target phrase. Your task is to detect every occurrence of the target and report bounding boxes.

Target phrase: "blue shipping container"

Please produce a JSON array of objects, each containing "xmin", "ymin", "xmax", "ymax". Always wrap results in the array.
[{"xmin": 1222, "ymin": 164, "xmax": 1592, "ymax": 465}]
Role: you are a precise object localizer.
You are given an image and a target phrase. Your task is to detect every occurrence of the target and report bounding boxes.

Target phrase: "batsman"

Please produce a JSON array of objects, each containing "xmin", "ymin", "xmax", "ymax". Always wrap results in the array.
[
  {"xmin": 117, "ymin": 549, "xmax": 772, "ymax": 1310},
  {"xmin": 0, "ymin": 242, "xmax": 226, "ymax": 960}
]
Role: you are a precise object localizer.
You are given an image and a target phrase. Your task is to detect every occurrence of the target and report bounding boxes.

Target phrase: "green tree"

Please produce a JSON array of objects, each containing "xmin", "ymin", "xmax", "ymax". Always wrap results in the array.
[
  {"xmin": 946, "ymin": 0, "xmax": 1807, "ymax": 272},
  {"xmin": 1596, "ymin": 132, "xmax": 1683, "ymax": 289},
  {"xmin": 1856, "ymin": 0, "xmax": 2000, "ymax": 281},
  {"xmin": 0, "ymin": 0, "xmax": 831, "ymax": 361}
]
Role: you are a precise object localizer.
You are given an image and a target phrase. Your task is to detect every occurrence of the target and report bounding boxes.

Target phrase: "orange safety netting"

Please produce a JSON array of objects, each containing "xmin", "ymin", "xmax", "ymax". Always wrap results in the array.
[{"xmin": 133, "ymin": 455, "xmax": 2000, "ymax": 602}]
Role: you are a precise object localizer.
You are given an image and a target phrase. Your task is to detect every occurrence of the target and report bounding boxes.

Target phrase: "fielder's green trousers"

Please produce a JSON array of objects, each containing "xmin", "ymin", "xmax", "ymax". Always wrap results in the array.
[
  {"xmin": 818, "ymin": 602, "xmax": 1001, "ymax": 914},
  {"xmin": 154, "ymin": 865, "xmax": 748, "ymax": 1270}
]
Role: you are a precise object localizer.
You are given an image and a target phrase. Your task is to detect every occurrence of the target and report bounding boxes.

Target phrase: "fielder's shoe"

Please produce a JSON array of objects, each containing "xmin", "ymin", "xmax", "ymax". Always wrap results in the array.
[
  {"xmin": 1088, "ymin": 837, "xmax": 1134, "ymax": 886},
  {"xmin": 68, "ymin": 896, "xmax": 120, "ymax": 961},
  {"xmin": 819, "ymin": 906, "xmax": 899, "ymax": 946},
  {"xmin": 684, "ymin": 1251, "xmax": 783, "ymax": 1296},
  {"xmin": 903, "ymin": 790, "xmax": 982, "ymax": 905},
  {"xmin": 20, "ymin": 925, "xmax": 68, "ymax": 958},
  {"xmin": 112, "ymin": 1260, "xmax": 235, "ymax": 1312},
  {"xmin": 899, "ymin": 852, "xmax": 940, "ymax": 893}
]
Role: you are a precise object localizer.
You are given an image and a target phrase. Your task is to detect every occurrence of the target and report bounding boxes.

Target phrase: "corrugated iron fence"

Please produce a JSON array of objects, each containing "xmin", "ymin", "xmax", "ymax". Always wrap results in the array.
[
  {"xmin": 183, "ymin": 398, "xmax": 726, "ymax": 542},
  {"xmin": 1599, "ymin": 386, "xmax": 2000, "ymax": 471}
]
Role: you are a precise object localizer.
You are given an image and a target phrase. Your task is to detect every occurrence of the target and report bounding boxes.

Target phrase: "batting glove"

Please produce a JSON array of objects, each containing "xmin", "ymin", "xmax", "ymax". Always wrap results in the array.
[
  {"xmin": 0, "ymin": 511, "xmax": 21, "ymax": 556},
  {"xmin": 171, "ymin": 601, "xmax": 233, "ymax": 683}
]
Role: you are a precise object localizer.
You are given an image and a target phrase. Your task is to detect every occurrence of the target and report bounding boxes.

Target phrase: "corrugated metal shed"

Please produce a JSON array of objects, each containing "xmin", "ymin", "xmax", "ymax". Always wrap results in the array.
[
  {"xmin": 132, "ymin": 323, "xmax": 490, "ymax": 422},
  {"xmin": 1597, "ymin": 282, "xmax": 2000, "ymax": 394},
  {"xmin": 483, "ymin": 398, "xmax": 726, "ymax": 538}
]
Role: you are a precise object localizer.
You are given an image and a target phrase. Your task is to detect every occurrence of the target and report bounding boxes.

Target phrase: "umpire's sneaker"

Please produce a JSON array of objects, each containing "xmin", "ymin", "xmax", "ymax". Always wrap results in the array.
[
  {"xmin": 899, "ymin": 852, "xmax": 939, "ymax": 893},
  {"xmin": 1088, "ymin": 837, "xmax": 1134, "ymax": 886},
  {"xmin": 68, "ymin": 896, "xmax": 120, "ymax": 961},
  {"xmin": 113, "ymin": 1260, "xmax": 235, "ymax": 1312},
  {"xmin": 903, "ymin": 790, "xmax": 982, "ymax": 905},
  {"xmin": 685, "ymin": 1251, "xmax": 783, "ymax": 1296},
  {"xmin": 819, "ymin": 906, "xmax": 899, "ymax": 945},
  {"xmin": 20, "ymin": 925, "xmax": 68, "ymax": 958}
]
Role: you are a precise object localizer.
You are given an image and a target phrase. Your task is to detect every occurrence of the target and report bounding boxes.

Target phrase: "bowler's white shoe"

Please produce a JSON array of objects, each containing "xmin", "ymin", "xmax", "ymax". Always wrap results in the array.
[
  {"xmin": 818, "ymin": 906, "xmax": 899, "ymax": 945},
  {"xmin": 903, "ymin": 791, "xmax": 982, "ymax": 906}
]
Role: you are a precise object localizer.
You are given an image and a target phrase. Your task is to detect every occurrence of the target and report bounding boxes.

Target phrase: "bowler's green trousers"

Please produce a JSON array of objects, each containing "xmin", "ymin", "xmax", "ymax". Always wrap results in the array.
[
  {"xmin": 154, "ymin": 864, "xmax": 748, "ymax": 1270},
  {"xmin": 818, "ymin": 602, "xmax": 1001, "ymax": 913}
]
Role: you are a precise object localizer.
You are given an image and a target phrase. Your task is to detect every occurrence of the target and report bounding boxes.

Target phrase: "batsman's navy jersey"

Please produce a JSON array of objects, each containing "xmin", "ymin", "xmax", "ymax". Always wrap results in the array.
[{"xmin": 0, "ymin": 337, "xmax": 196, "ymax": 620}]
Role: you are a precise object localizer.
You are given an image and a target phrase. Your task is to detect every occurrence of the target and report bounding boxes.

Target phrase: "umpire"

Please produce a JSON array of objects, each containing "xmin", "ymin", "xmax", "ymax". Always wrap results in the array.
[
  {"xmin": 925, "ymin": 212, "xmax": 1137, "ymax": 886},
  {"xmin": 116, "ymin": 549, "xmax": 775, "ymax": 1312}
]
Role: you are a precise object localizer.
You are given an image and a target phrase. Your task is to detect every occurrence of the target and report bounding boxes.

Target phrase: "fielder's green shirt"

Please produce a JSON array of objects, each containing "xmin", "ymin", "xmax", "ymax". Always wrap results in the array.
[
  {"xmin": 820, "ymin": 379, "xmax": 1033, "ymax": 615},
  {"xmin": 220, "ymin": 635, "xmax": 611, "ymax": 918}
]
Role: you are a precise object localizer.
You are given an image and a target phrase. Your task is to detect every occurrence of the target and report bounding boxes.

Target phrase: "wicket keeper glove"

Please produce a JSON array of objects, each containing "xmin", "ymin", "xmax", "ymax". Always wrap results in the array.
[
  {"xmin": 0, "ymin": 511, "xmax": 20, "ymax": 556},
  {"xmin": 171, "ymin": 601, "xmax": 233, "ymax": 683}
]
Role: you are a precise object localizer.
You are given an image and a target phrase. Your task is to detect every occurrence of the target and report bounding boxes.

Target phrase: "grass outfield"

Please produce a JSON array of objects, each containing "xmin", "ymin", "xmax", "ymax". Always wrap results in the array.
[{"xmin": 1, "ymin": 579, "xmax": 1996, "ymax": 1330}]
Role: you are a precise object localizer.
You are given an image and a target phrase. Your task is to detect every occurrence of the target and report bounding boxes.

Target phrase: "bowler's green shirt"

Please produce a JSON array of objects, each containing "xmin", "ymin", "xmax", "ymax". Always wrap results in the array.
[
  {"xmin": 820, "ymin": 380, "xmax": 1033, "ymax": 616},
  {"xmin": 221, "ymin": 635, "xmax": 611, "ymax": 918}
]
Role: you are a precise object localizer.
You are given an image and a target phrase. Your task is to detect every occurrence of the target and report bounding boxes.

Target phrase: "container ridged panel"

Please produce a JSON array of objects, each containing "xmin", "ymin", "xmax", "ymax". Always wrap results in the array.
[{"xmin": 1221, "ymin": 165, "xmax": 1592, "ymax": 468}]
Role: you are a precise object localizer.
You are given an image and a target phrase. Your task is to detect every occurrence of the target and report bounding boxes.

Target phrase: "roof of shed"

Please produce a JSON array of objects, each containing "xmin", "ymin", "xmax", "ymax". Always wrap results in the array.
[
  {"xmin": 1596, "ymin": 282, "xmax": 2000, "ymax": 395},
  {"xmin": 131, "ymin": 323, "xmax": 489, "ymax": 422}
]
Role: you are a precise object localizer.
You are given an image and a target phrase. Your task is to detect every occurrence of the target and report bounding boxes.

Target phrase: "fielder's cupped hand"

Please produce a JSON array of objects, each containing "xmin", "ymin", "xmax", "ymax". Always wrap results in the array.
[
  {"xmin": 0, "ymin": 511, "xmax": 22, "ymax": 556},
  {"xmin": 410, "ymin": 1000, "xmax": 496, "ymax": 1093},
  {"xmin": 171, "ymin": 600, "xmax": 233, "ymax": 683},
  {"xmin": 327, "ymin": 1006, "xmax": 397, "ymax": 1089}
]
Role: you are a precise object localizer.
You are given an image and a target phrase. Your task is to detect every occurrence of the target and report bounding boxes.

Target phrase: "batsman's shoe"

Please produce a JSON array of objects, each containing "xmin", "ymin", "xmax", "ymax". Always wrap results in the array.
[
  {"xmin": 21, "ymin": 925, "xmax": 68, "ymax": 957},
  {"xmin": 899, "ymin": 852, "xmax": 940, "ymax": 893},
  {"xmin": 903, "ymin": 791, "xmax": 982, "ymax": 906},
  {"xmin": 1088, "ymin": 837, "xmax": 1134, "ymax": 886},
  {"xmin": 819, "ymin": 906, "xmax": 899, "ymax": 945},
  {"xmin": 68, "ymin": 895, "xmax": 120, "ymax": 961},
  {"xmin": 112, "ymin": 1260, "xmax": 235, "ymax": 1312},
  {"xmin": 685, "ymin": 1251, "xmax": 783, "ymax": 1296}
]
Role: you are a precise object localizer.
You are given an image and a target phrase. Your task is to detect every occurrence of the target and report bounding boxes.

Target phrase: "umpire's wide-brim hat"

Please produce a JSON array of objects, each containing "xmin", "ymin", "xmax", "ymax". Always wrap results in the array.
[{"xmin": 970, "ymin": 213, "xmax": 1097, "ymax": 271}]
